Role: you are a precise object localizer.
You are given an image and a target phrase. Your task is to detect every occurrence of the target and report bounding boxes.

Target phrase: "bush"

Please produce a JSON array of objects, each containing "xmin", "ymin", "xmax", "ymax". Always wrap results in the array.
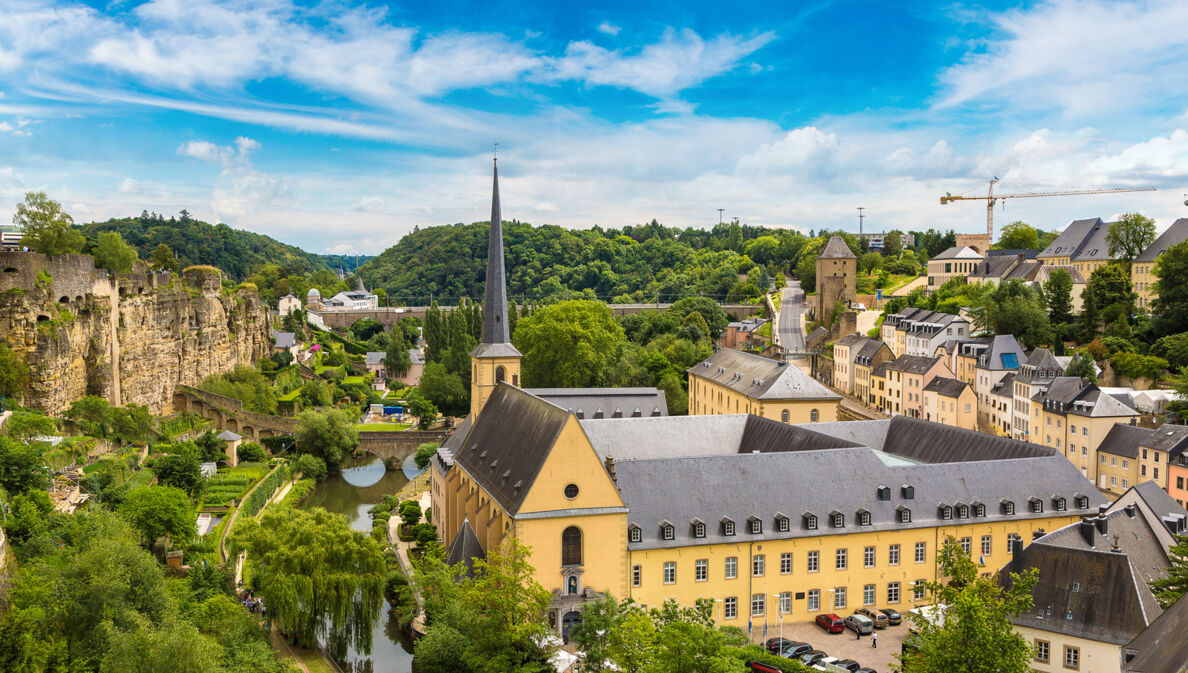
[
  {"xmin": 400, "ymin": 500, "xmax": 422, "ymax": 529},
  {"xmin": 1152, "ymin": 332, "xmax": 1188, "ymax": 371},
  {"xmin": 237, "ymin": 441, "xmax": 266, "ymax": 463},
  {"xmin": 1086, "ymin": 338, "xmax": 1109, "ymax": 361},
  {"xmin": 1110, "ymin": 352, "xmax": 1169, "ymax": 381},
  {"xmin": 294, "ymin": 454, "xmax": 327, "ymax": 481},
  {"xmin": 240, "ymin": 466, "xmax": 289, "ymax": 519},
  {"xmin": 411, "ymin": 522, "xmax": 438, "ymax": 547},
  {"xmin": 414, "ymin": 442, "xmax": 440, "ymax": 470}
]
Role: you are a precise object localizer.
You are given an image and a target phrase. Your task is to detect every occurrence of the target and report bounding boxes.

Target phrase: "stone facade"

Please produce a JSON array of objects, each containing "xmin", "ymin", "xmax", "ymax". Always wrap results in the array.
[{"xmin": 0, "ymin": 253, "xmax": 271, "ymax": 415}]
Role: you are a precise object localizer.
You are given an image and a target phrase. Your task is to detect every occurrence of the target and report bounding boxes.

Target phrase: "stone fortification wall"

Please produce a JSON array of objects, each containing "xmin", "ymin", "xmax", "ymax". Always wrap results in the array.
[{"xmin": 0, "ymin": 252, "xmax": 271, "ymax": 415}]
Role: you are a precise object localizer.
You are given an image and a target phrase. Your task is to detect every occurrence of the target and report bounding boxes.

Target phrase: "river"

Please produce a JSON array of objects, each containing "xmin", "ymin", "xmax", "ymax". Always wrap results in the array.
[{"xmin": 300, "ymin": 455, "xmax": 418, "ymax": 673}]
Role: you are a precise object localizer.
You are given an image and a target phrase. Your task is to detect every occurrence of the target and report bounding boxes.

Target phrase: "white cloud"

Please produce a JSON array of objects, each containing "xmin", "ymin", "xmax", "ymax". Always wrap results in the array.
[
  {"xmin": 939, "ymin": 0, "xmax": 1188, "ymax": 117},
  {"xmin": 178, "ymin": 140, "xmax": 230, "ymax": 163},
  {"xmin": 597, "ymin": 21, "xmax": 621, "ymax": 36},
  {"xmin": 352, "ymin": 196, "xmax": 385, "ymax": 212},
  {"xmin": 117, "ymin": 177, "xmax": 141, "ymax": 193}
]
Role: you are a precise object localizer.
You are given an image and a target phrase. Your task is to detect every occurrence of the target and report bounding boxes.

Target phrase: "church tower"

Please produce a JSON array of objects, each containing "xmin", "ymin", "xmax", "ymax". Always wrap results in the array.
[{"xmin": 470, "ymin": 158, "xmax": 522, "ymax": 419}]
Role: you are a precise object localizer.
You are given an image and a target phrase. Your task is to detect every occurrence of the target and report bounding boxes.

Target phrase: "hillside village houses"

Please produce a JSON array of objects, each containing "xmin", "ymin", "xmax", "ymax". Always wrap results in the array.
[
  {"xmin": 926, "ymin": 245, "xmax": 983, "ymax": 290},
  {"xmin": 1131, "ymin": 217, "xmax": 1188, "ymax": 311},
  {"xmin": 277, "ymin": 293, "xmax": 301, "ymax": 316},
  {"xmin": 922, "ymin": 377, "xmax": 977, "ymax": 431}
]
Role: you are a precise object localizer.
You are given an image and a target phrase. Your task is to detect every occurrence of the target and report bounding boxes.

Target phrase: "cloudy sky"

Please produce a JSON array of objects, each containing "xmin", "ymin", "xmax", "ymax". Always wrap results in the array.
[{"xmin": 1, "ymin": 0, "xmax": 1186, "ymax": 254}]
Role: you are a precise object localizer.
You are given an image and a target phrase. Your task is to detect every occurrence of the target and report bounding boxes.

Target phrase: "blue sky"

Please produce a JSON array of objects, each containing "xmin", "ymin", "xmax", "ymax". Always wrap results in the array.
[{"xmin": 1, "ymin": 0, "xmax": 1187, "ymax": 254}]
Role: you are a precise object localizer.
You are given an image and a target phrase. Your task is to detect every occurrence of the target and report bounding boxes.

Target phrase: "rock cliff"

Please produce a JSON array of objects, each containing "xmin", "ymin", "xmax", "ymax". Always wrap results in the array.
[{"xmin": 0, "ymin": 253, "xmax": 271, "ymax": 415}]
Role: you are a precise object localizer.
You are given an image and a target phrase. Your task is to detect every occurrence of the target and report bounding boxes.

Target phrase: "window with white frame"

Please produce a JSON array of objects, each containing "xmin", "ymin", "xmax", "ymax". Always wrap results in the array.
[
  {"xmin": 835, "ymin": 548, "xmax": 847, "ymax": 570},
  {"xmin": 750, "ymin": 519, "xmax": 762, "ymax": 534},
  {"xmin": 863, "ymin": 584, "xmax": 875, "ymax": 605},
  {"xmin": 694, "ymin": 522, "xmax": 705, "ymax": 538},
  {"xmin": 751, "ymin": 594, "xmax": 765, "ymax": 617},
  {"xmin": 780, "ymin": 552, "xmax": 792, "ymax": 574},
  {"xmin": 887, "ymin": 582, "xmax": 900, "ymax": 603},
  {"xmin": 632, "ymin": 565, "xmax": 641, "ymax": 587},
  {"xmin": 662, "ymin": 525, "xmax": 674, "ymax": 540},
  {"xmin": 807, "ymin": 589, "xmax": 820, "ymax": 612},
  {"xmin": 807, "ymin": 550, "xmax": 819, "ymax": 572},
  {"xmin": 832, "ymin": 512, "xmax": 844, "ymax": 528},
  {"xmin": 858, "ymin": 510, "xmax": 871, "ymax": 526},
  {"xmin": 981, "ymin": 535, "xmax": 992, "ymax": 557},
  {"xmin": 960, "ymin": 537, "xmax": 972, "ymax": 555},
  {"xmin": 753, "ymin": 554, "xmax": 765, "ymax": 577},
  {"xmin": 913, "ymin": 580, "xmax": 926, "ymax": 600},
  {"xmin": 833, "ymin": 587, "xmax": 847, "ymax": 609},
  {"xmin": 663, "ymin": 562, "xmax": 675, "ymax": 584},
  {"xmin": 724, "ymin": 521, "xmax": 735, "ymax": 536},
  {"xmin": 915, "ymin": 542, "xmax": 926, "ymax": 563},
  {"xmin": 777, "ymin": 517, "xmax": 789, "ymax": 532},
  {"xmin": 695, "ymin": 559, "xmax": 707, "ymax": 582},
  {"xmin": 779, "ymin": 592, "xmax": 792, "ymax": 614},
  {"xmin": 724, "ymin": 597, "xmax": 737, "ymax": 619},
  {"xmin": 629, "ymin": 527, "xmax": 641, "ymax": 543},
  {"xmin": 889, "ymin": 544, "xmax": 900, "ymax": 566},
  {"xmin": 725, "ymin": 556, "xmax": 737, "ymax": 579},
  {"xmin": 899, "ymin": 508, "xmax": 912, "ymax": 523},
  {"xmin": 1035, "ymin": 640, "xmax": 1049, "ymax": 663},
  {"xmin": 864, "ymin": 546, "xmax": 875, "ymax": 568},
  {"xmin": 1064, "ymin": 646, "xmax": 1079, "ymax": 670}
]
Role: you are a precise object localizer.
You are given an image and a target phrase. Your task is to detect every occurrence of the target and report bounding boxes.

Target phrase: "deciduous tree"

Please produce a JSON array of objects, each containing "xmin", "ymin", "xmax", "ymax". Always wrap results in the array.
[
  {"xmin": 119, "ymin": 485, "xmax": 194, "ymax": 548},
  {"xmin": 0, "ymin": 342, "xmax": 29, "ymax": 399},
  {"xmin": 0, "ymin": 436, "xmax": 48, "ymax": 495},
  {"xmin": 294, "ymin": 408, "xmax": 358, "ymax": 471},
  {"xmin": 148, "ymin": 242, "xmax": 180, "ymax": 272},
  {"xmin": 513, "ymin": 300, "xmax": 626, "ymax": 388},
  {"xmin": 1107, "ymin": 213, "xmax": 1157, "ymax": 266},
  {"xmin": 996, "ymin": 221, "xmax": 1040, "ymax": 250},
  {"xmin": 14, "ymin": 191, "xmax": 84, "ymax": 256},
  {"xmin": 1153, "ymin": 240, "xmax": 1188, "ymax": 336},
  {"xmin": 92, "ymin": 231, "xmax": 139, "ymax": 273}
]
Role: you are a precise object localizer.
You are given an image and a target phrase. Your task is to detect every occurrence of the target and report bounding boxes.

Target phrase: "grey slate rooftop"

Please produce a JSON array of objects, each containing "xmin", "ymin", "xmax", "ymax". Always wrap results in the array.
[
  {"xmin": 527, "ymin": 387, "xmax": 668, "ymax": 418},
  {"xmin": 689, "ymin": 349, "xmax": 840, "ymax": 401},
  {"xmin": 818, "ymin": 236, "xmax": 857, "ymax": 259},
  {"xmin": 977, "ymin": 334, "xmax": 1026, "ymax": 371},
  {"xmin": 923, "ymin": 376, "xmax": 969, "ymax": 398},
  {"xmin": 1096, "ymin": 423, "xmax": 1152, "ymax": 459},
  {"xmin": 1135, "ymin": 218, "xmax": 1188, "ymax": 263},
  {"xmin": 1040, "ymin": 218, "xmax": 1103, "ymax": 258},
  {"xmin": 885, "ymin": 354, "xmax": 942, "ymax": 375}
]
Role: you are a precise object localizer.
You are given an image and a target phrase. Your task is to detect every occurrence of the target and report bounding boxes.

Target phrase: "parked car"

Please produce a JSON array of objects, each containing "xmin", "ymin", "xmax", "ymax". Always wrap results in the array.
[
  {"xmin": 833, "ymin": 660, "xmax": 862, "ymax": 672},
  {"xmin": 855, "ymin": 668, "xmax": 878, "ymax": 673},
  {"xmin": 857, "ymin": 608, "xmax": 889, "ymax": 629},
  {"xmin": 878, "ymin": 608, "xmax": 902, "ymax": 626},
  {"xmin": 765, "ymin": 638, "xmax": 792, "ymax": 654},
  {"xmin": 778, "ymin": 642, "xmax": 813, "ymax": 660},
  {"xmin": 799, "ymin": 650, "xmax": 828, "ymax": 666},
  {"xmin": 845, "ymin": 613, "xmax": 874, "ymax": 635},
  {"xmin": 815, "ymin": 613, "xmax": 845, "ymax": 633}
]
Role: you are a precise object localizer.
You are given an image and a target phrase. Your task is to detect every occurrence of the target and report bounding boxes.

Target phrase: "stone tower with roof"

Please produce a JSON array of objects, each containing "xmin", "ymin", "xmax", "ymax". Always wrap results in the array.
[
  {"xmin": 469, "ymin": 158, "xmax": 523, "ymax": 419},
  {"xmin": 815, "ymin": 236, "xmax": 857, "ymax": 324}
]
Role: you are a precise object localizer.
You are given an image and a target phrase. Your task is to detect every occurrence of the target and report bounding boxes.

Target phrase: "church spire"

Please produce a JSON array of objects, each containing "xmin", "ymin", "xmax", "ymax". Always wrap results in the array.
[{"xmin": 480, "ymin": 157, "xmax": 510, "ymax": 345}]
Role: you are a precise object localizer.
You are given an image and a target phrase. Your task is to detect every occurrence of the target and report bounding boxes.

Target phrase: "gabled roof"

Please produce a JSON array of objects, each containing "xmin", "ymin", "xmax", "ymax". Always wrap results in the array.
[
  {"xmin": 923, "ymin": 376, "xmax": 970, "ymax": 399},
  {"xmin": 409, "ymin": 349, "xmax": 426, "ymax": 365},
  {"xmin": 527, "ymin": 387, "xmax": 668, "ymax": 418},
  {"xmin": 969, "ymin": 255, "xmax": 1019, "ymax": 279},
  {"xmin": 1070, "ymin": 219, "xmax": 1115, "ymax": 262},
  {"xmin": 1096, "ymin": 423, "xmax": 1152, "ymax": 459},
  {"xmin": 977, "ymin": 335, "xmax": 1025, "ymax": 371},
  {"xmin": 834, "ymin": 334, "xmax": 865, "ymax": 348},
  {"xmin": 365, "ymin": 351, "xmax": 384, "ymax": 365},
  {"xmin": 1040, "ymin": 265, "xmax": 1086, "ymax": 284},
  {"xmin": 446, "ymin": 519, "xmax": 486, "ymax": 579},
  {"xmin": 884, "ymin": 355, "xmax": 943, "ymax": 375},
  {"xmin": 273, "ymin": 331, "xmax": 296, "ymax": 349},
  {"xmin": 881, "ymin": 416, "xmax": 1053, "ymax": 462},
  {"xmin": 217, "ymin": 430, "xmax": 242, "ymax": 441},
  {"xmin": 932, "ymin": 245, "xmax": 983, "ymax": 260},
  {"xmin": 689, "ymin": 349, "xmax": 840, "ymax": 401},
  {"xmin": 819, "ymin": 236, "xmax": 856, "ymax": 259},
  {"xmin": 991, "ymin": 372, "xmax": 1017, "ymax": 397},
  {"xmin": 1141, "ymin": 424, "xmax": 1188, "ymax": 455},
  {"xmin": 451, "ymin": 384, "xmax": 571, "ymax": 515},
  {"xmin": 1040, "ymin": 218, "xmax": 1103, "ymax": 258},
  {"xmin": 855, "ymin": 339, "xmax": 890, "ymax": 365},
  {"xmin": 1123, "ymin": 591, "xmax": 1188, "ymax": 673},
  {"xmin": 1135, "ymin": 218, "xmax": 1188, "ymax": 262}
]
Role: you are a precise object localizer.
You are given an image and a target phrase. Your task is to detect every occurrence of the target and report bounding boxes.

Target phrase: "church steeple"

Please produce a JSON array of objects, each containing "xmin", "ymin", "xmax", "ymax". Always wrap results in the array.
[
  {"xmin": 480, "ymin": 158, "xmax": 510, "ymax": 345},
  {"xmin": 470, "ymin": 156, "xmax": 522, "ymax": 420}
]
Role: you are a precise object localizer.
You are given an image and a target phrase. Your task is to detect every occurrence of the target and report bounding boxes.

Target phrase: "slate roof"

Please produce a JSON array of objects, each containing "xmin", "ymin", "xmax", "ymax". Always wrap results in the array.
[
  {"xmin": 1130, "ymin": 480, "xmax": 1188, "ymax": 530},
  {"xmin": 968, "ymin": 255, "xmax": 1020, "ymax": 279},
  {"xmin": 446, "ymin": 519, "xmax": 486, "ymax": 579},
  {"xmin": 689, "ymin": 349, "xmax": 841, "ymax": 401},
  {"xmin": 977, "ymin": 335, "xmax": 1026, "ymax": 371},
  {"xmin": 805, "ymin": 326, "xmax": 830, "ymax": 347},
  {"xmin": 819, "ymin": 236, "xmax": 857, "ymax": 259},
  {"xmin": 854, "ymin": 339, "xmax": 890, "ymax": 366},
  {"xmin": 932, "ymin": 245, "xmax": 983, "ymax": 260},
  {"xmin": 274, "ymin": 331, "xmax": 296, "ymax": 349},
  {"xmin": 580, "ymin": 413, "xmax": 859, "ymax": 462},
  {"xmin": 883, "ymin": 307, "xmax": 931, "ymax": 328},
  {"xmin": 1002, "ymin": 507, "xmax": 1170, "ymax": 645},
  {"xmin": 1040, "ymin": 218, "xmax": 1103, "ymax": 258},
  {"xmin": 884, "ymin": 355, "xmax": 942, "ymax": 375},
  {"xmin": 526, "ymin": 387, "xmax": 668, "ymax": 418},
  {"xmin": 991, "ymin": 372, "xmax": 1017, "ymax": 398},
  {"xmin": 618, "ymin": 448, "xmax": 1101, "ymax": 551},
  {"xmin": 880, "ymin": 415, "xmax": 1054, "ymax": 462},
  {"xmin": 1036, "ymin": 378, "xmax": 1139, "ymax": 418},
  {"xmin": 479, "ymin": 159, "xmax": 511, "ymax": 346},
  {"xmin": 1135, "ymin": 218, "xmax": 1188, "ymax": 263},
  {"xmin": 1123, "ymin": 591, "xmax": 1188, "ymax": 673},
  {"xmin": 1141, "ymin": 424, "xmax": 1188, "ymax": 455},
  {"xmin": 1096, "ymin": 424, "xmax": 1152, "ymax": 459},
  {"xmin": 217, "ymin": 430, "xmax": 242, "ymax": 441},
  {"xmin": 365, "ymin": 351, "xmax": 384, "ymax": 365},
  {"xmin": 1041, "ymin": 265, "xmax": 1086, "ymax": 284},
  {"xmin": 834, "ymin": 334, "xmax": 865, "ymax": 348},
  {"xmin": 409, "ymin": 349, "xmax": 425, "ymax": 365},
  {"xmin": 450, "ymin": 384, "xmax": 571, "ymax": 514},
  {"xmin": 1071, "ymin": 219, "xmax": 1115, "ymax": 262},
  {"xmin": 923, "ymin": 376, "xmax": 970, "ymax": 399}
]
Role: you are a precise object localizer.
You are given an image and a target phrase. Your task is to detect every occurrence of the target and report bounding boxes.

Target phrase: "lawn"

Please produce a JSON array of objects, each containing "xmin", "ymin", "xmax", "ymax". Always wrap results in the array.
[
  {"xmin": 277, "ymin": 388, "xmax": 301, "ymax": 402},
  {"xmin": 125, "ymin": 468, "xmax": 156, "ymax": 490},
  {"xmin": 342, "ymin": 375, "xmax": 366, "ymax": 385},
  {"xmin": 357, "ymin": 423, "xmax": 412, "ymax": 431}
]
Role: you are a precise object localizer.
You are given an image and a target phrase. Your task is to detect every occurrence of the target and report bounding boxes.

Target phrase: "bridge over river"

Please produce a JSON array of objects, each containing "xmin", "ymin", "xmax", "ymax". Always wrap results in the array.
[{"xmin": 172, "ymin": 386, "xmax": 450, "ymax": 461}]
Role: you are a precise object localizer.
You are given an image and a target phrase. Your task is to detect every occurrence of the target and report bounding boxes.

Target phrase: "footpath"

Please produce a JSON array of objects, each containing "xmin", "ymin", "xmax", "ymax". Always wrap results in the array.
[{"xmin": 389, "ymin": 472, "xmax": 432, "ymax": 636}]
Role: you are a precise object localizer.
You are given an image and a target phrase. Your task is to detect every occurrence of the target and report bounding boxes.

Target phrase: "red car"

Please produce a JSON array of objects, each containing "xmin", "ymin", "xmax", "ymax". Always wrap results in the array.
[{"xmin": 815, "ymin": 613, "xmax": 845, "ymax": 633}]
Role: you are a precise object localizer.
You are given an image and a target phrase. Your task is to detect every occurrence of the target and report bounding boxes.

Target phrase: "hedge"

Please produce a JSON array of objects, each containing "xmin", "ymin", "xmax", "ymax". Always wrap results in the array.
[{"xmin": 241, "ymin": 465, "xmax": 290, "ymax": 519}]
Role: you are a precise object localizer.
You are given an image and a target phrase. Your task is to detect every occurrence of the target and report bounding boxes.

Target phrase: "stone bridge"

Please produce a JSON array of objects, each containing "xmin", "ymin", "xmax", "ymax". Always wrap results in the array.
[
  {"xmin": 172, "ymin": 386, "xmax": 451, "ymax": 461},
  {"xmin": 172, "ymin": 386, "xmax": 297, "ymax": 440},
  {"xmin": 310, "ymin": 302, "xmax": 761, "ymax": 330}
]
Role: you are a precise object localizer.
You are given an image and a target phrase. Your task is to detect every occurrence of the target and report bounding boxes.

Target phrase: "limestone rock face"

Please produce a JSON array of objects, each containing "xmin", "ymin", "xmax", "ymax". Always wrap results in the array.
[{"xmin": 0, "ymin": 253, "xmax": 270, "ymax": 415}]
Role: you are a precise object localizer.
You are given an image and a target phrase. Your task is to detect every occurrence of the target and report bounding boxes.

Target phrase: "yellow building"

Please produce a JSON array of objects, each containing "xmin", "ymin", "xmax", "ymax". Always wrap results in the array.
[
  {"xmin": 687, "ymin": 348, "xmax": 841, "ymax": 423},
  {"xmin": 1000, "ymin": 484, "xmax": 1186, "ymax": 673},
  {"xmin": 832, "ymin": 334, "xmax": 867, "ymax": 396},
  {"xmin": 1038, "ymin": 217, "xmax": 1118, "ymax": 279},
  {"xmin": 879, "ymin": 355, "xmax": 952, "ymax": 419},
  {"xmin": 853, "ymin": 339, "xmax": 892, "ymax": 408},
  {"xmin": 1010, "ymin": 348, "xmax": 1063, "ymax": 442},
  {"xmin": 1131, "ymin": 218, "xmax": 1188, "ymax": 312},
  {"xmin": 1028, "ymin": 377, "xmax": 1139, "ymax": 483},
  {"xmin": 1095, "ymin": 423, "xmax": 1188, "ymax": 498},
  {"xmin": 922, "ymin": 377, "xmax": 976, "ymax": 430},
  {"xmin": 927, "ymin": 246, "xmax": 983, "ymax": 291}
]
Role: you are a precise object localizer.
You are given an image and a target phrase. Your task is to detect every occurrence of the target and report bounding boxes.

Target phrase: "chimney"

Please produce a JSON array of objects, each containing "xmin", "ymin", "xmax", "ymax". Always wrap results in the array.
[
  {"xmin": 1098, "ymin": 503, "xmax": 1109, "ymax": 517},
  {"xmin": 1124, "ymin": 504, "xmax": 1137, "ymax": 518},
  {"xmin": 1078, "ymin": 520, "xmax": 1096, "ymax": 546},
  {"xmin": 1032, "ymin": 529, "xmax": 1046, "ymax": 541},
  {"xmin": 1094, "ymin": 515, "xmax": 1109, "ymax": 536},
  {"xmin": 604, "ymin": 456, "xmax": 617, "ymax": 485},
  {"xmin": 1111, "ymin": 535, "xmax": 1122, "ymax": 553},
  {"xmin": 1010, "ymin": 536, "xmax": 1026, "ymax": 574}
]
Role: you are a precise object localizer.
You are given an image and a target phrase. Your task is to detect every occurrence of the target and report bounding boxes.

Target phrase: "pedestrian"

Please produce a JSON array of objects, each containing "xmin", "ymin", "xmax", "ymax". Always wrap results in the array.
[
  {"xmin": 855, "ymin": 627, "xmax": 860, "ymax": 640},
  {"xmin": 872, "ymin": 631, "xmax": 878, "ymax": 648}
]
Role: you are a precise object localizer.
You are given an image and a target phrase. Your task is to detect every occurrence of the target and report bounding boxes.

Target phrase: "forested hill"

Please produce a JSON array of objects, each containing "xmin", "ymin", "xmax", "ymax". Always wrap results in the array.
[
  {"xmin": 357, "ymin": 220, "xmax": 804, "ymax": 305},
  {"xmin": 78, "ymin": 212, "xmax": 328, "ymax": 280}
]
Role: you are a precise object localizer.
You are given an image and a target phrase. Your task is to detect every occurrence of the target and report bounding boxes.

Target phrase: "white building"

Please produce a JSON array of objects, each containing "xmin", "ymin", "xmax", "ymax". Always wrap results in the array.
[{"xmin": 277, "ymin": 293, "xmax": 301, "ymax": 316}]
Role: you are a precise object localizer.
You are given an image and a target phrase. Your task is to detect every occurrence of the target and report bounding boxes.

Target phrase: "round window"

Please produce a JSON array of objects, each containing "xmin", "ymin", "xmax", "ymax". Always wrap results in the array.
[{"xmin": 564, "ymin": 483, "xmax": 579, "ymax": 499}]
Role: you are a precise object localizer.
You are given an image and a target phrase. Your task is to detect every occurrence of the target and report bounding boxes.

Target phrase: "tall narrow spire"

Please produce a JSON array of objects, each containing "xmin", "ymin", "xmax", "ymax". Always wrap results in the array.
[{"xmin": 480, "ymin": 158, "xmax": 510, "ymax": 344}]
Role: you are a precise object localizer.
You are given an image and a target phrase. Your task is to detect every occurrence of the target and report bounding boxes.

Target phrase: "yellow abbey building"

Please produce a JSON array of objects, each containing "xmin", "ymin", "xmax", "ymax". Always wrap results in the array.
[{"xmin": 430, "ymin": 160, "xmax": 1104, "ymax": 636}]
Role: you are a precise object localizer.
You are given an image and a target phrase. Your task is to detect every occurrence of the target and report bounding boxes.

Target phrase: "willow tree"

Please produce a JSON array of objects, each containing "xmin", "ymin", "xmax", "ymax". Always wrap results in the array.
[{"xmin": 229, "ymin": 507, "xmax": 386, "ymax": 650}]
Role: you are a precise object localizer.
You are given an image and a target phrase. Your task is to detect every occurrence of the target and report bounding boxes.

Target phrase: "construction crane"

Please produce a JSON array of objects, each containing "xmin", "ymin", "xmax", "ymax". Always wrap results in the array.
[{"xmin": 940, "ymin": 179, "xmax": 1157, "ymax": 242}]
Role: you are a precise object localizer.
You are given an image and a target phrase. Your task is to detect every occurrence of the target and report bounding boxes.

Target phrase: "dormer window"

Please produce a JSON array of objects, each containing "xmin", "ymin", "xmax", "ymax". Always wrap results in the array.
[
  {"xmin": 661, "ymin": 523, "xmax": 675, "ymax": 541},
  {"xmin": 804, "ymin": 513, "xmax": 818, "ymax": 530},
  {"xmin": 692, "ymin": 520, "xmax": 706, "ymax": 538},
  {"xmin": 897, "ymin": 506, "xmax": 911, "ymax": 523},
  {"xmin": 876, "ymin": 485, "xmax": 891, "ymax": 501},
  {"xmin": 939, "ymin": 505, "xmax": 953, "ymax": 520},
  {"xmin": 722, "ymin": 519, "xmax": 735, "ymax": 536},
  {"xmin": 1029, "ymin": 498, "xmax": 1043, "ymax": 514},
  {"xmin": 857, "ymin": 509, "xmax": 871, "ymax": 526},
  {"xmin": 629, "ymin": 526, "xmax": 641, "ymax": 543},
  {"xmin": 973, "ymin": 502, "xmax": 986, "ymax": 518},
  {"xmin": 831, "ymin": 512, "xmax": 844, "ymax": 528},
  {"xmin": 776, "ymin": 515, "xmax": 789, "ymax": 533},
  {"xmin": 956, "ymin": 504, "xmax": 969, "ymax": 519},
  {"xmin": 749, "ymin": 517, "xmax": 762, "ymax": 534},
  {"xmin": 1002, "ymin": 500, "xmax": 1016, "ymax": 516},
  {"xmin": 901, "ymin": 484, "xmax": 915, "ymax": 499},
  {"xmin": 1075, "ymin": 495, "xmax": 1089, "ymax": 509},
  {"xmin": 1053, "ymin": 497, "xmax": 1067, "ymax": 512}
]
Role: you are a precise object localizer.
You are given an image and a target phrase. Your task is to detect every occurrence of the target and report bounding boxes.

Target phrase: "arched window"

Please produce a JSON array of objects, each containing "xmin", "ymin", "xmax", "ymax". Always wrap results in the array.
[
  {"xmin": 562, "ymin": 526, "xmax": 582, "ymax": 566},
  {"xmin": 810, "ymin": 409, "xmax": 819, "ymax": 422},
  {"xmin": 495, "ymin": 366, "xmax": 506, "ymax": 384},
  {"xmin": 781, "ymin": 410, "xmax": 789, "ymax": 423}
]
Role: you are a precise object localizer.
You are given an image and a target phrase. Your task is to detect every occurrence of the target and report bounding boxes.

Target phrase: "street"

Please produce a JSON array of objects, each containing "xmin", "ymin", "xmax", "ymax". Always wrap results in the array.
[{"xmin": 778, "ymin": 280, "xmax": 807, "ymax": 351}]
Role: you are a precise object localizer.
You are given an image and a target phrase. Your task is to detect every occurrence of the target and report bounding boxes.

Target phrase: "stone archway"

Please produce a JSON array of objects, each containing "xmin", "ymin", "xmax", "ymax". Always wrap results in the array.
[
  {"xmin": 561, "ymin": 611, "xmax": 582, "ymax": 642},
  {"xmin": 240, "ymin": 425, "xmax": 256, "ymax": 439},
  {"xmin": 226, "ymin": 417, "xmax": 239, "ymax": 433},
  {"xmin": 172, "ymin": 393, "xmax": 190, "ymax": 414}
]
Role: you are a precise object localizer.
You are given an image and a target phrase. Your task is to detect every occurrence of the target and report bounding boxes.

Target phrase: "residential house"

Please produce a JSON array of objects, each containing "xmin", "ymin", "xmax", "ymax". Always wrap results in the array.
[
  {"xmin": 277, "ymin": 293, "xmax": 301, "ymax": 316},
  {"xmin": 953, "ymin": 339, "xmax": 990, "ymax": 387},
  {"xmin": 273, "ymin": 330, "xmax": 298, "ymax": 357},
  {"xmin": 989, "ymin": 373, "xmax": 1016, "ymax": 435},
  {"xmin": 401, "ymin": 349, "xmax": 426, "ymax": 387},
  {"xmin": 922, "ymin": 377, "xmax": 976, "ymax": 430},
  {"xmin": 927, "ymin": 246, "xmax": 984, "ymax": 291},
  {"xmin": 1011, "ymin": 349, "xmax": 1064, "ymax": 442},
  {"xmin": 719, "ymin": 317, "xmax": 770, "ymax": 350},
  {"xmin": 1033, "ymin": 265, "xmax": 1088, "ymax": 312},
  {"xmin": 832, "ymin": 334, "xmax": 867, "ymax": 395},
  {"xmin": 853, "ymin": 339, "xmax": 893, "ymax": 408},
  {"xmin": 974, "ymin": 335, "xmax": 1026, "ymax": 427},
  {"xmin": 882, "ymin": 355, "xmax": 953, "ymax": 419},
  {"xmin": 688, "ymin": 349, "xmax": 841, "ymax": 423},
  {"xmin": 1030, "ymin": 377, "xmax": 1139, "ymax": 483},
  {"xmin": 365, "ymin": 351, "xmax": 386, "ymax": 380},
  {"xmin": 1000, "ymin": 482, "xmax": 1185, "ymax": 673},
  {"xmin": 1132, "ymin": 218, "xmax": 1188, "ymax": 311},
  {"xmin": 902, "ymin": 312, "xmax": 970, "ymax": 358},
  {"xmin": 870, "ymin": 363, "xmax": 890, "ymax": 415},
  {"xmin": 880, "ymin": 307, "xmax": 930, "ymax": 357}
]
